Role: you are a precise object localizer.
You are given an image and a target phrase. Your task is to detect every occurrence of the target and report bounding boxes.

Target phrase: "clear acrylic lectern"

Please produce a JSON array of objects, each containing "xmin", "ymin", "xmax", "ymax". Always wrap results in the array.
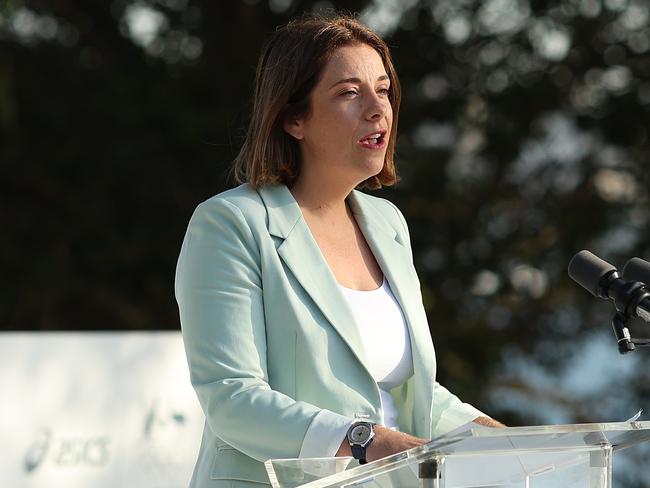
[{"xmin": 265, "ymin": 421, "xmax": 650, "ymax": 488}]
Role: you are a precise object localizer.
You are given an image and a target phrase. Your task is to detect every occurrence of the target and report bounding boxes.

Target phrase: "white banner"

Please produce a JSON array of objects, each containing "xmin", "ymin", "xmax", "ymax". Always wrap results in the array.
[{"xmin": 0, "ymin": 331, "xmax": 204, "ymax": 488}]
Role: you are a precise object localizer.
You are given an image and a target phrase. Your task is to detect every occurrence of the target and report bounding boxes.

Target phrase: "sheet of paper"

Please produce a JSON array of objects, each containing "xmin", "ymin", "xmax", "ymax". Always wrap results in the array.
[{"xmin": 625, "ymin": 409, "xmax": 643, "ymax": 422}]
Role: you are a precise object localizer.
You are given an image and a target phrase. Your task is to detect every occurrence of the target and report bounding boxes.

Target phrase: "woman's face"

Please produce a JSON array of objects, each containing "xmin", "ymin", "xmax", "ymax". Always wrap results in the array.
[{"xmin": 286, "ymin": 43, "xmax": 393, "ymax": 187}]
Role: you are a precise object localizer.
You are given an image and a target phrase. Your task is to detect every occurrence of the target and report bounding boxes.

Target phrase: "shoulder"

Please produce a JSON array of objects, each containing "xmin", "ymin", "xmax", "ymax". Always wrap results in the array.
[
  {"xmin": 198, "ymin": 183, "xmax": 264, "ymax": 214},
  {"xmin": 179, "ymin": 184, "xmax": 271, "ymax": 252},
  {"xmin": 191, "ymin": 183, "xmax": 267, "ymax": 227}
]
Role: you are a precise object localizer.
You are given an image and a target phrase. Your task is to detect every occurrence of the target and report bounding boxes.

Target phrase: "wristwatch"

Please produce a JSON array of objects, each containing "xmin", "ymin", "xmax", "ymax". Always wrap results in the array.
[{"xmin": 347, "ymin": 421, "xmax": 375, "ymax": 464}]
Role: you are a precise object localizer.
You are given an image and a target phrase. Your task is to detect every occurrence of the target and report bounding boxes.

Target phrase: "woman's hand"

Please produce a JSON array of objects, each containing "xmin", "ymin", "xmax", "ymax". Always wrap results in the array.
[
  {"xmin": 336, "ymin": 418, "xmax": 505, "ymax": 462},
  {"xmin": 336, "ymin": 425, "xmax": 428, "ymax": 462},
  {"xmin": 473, "ymin": 416, "xmax": 506, "ymax": 428}
]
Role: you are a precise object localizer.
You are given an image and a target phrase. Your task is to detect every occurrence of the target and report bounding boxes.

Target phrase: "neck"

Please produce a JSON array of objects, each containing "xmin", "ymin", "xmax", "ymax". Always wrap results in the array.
[{"xmin": 290, "ymin": 170, "xmax": 358, "ymax": 218}]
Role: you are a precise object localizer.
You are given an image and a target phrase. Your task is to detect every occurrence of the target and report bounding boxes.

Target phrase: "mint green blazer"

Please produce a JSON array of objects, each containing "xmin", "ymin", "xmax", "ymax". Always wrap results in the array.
[{"xmin": 175, "ymin": 183, "xmax": 483, "ymax": 487}]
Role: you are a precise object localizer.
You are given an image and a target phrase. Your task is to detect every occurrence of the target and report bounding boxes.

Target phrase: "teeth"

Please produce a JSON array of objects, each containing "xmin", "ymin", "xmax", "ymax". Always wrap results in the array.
[
  {"xmin": 362, "ymin": 133, "xmax": 382, "ymax": 143},
  {"xmin": 360, "ymin": 132, "xmax": 384, "ymax": 145}
]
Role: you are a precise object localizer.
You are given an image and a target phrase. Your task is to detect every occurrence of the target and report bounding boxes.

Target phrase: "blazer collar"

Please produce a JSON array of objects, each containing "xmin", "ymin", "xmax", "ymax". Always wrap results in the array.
[
  {"xmin": 255, "ymin": 183, "xmax": 302, "ymax": 239},
  {"xmin": 257, "ymin": 183, "xmax": 397, "ymax": 242}
]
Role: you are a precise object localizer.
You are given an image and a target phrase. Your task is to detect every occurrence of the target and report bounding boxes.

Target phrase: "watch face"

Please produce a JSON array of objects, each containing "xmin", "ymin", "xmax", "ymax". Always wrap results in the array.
[{"xmin": 350, "ymin": 424, "xmax": 372, "ymax": 443}]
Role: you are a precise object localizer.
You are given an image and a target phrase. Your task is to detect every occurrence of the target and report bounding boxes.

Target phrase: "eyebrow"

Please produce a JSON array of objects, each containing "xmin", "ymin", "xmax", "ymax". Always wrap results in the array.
[{"xmin": 329, "ymin": 75, "xmax": 390, "ymax": 90}]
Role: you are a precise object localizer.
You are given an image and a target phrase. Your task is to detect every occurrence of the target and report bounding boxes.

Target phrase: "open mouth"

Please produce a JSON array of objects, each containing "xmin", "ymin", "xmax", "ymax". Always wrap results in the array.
[{"xmin": 358, "ymin": 130, "xmax": 387, "ymax": 149}]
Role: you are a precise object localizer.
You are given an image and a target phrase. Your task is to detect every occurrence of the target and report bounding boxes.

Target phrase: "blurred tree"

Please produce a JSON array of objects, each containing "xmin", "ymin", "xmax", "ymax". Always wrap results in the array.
[{"xmin": 2, "ymin": 0, "xmax": 650, "ymax": 484}]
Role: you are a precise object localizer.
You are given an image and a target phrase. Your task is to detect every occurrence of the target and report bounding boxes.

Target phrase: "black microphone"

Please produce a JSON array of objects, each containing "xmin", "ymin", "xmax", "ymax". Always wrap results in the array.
[
  {"xmin": 568, "ymin": 250, "xmax": 617, "ymax": 299},
  {"xmin": 623, "ymin": 258, "xmax": 650, "ymax": 323},
  {"xmin": 623, "ymin": 257, "xmax": 650, "ymax": 284},
  {"xmin": 568, "ymin": 250, "xmax": 650, "ymax": 322}
]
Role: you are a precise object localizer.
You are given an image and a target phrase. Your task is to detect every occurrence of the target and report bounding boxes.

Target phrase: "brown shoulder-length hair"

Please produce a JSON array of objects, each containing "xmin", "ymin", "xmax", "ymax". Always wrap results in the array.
[{"xmin": 231, "ymin": 13, "xmax": 401, "ymax": 190}]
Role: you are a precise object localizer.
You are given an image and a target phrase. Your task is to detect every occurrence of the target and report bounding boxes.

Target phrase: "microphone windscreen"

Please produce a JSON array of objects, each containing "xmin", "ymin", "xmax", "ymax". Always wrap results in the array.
[
  {"xmin": 622, "ymin": 257, "xmax": 650, "ymax": 286},
  {"xmin": 568, "ymin": 250, "xmax": 617, "ymax": 297}
]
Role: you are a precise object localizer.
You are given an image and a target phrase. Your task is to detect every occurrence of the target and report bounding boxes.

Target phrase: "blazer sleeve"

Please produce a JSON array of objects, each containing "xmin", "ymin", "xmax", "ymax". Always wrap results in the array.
[
  {"xmin": 175, "ymin": 197, "xmax": 352, "ymax": 462},
  {"xmin": 431, "ymin": 382, "xmax": 485, "ymax": 436}
]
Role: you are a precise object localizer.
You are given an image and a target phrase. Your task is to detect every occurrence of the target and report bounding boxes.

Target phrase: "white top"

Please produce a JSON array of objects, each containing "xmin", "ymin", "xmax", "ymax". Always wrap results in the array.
[
  {"xmin": 339, "ymin": 277, "xmax": 414, "ymax": 427},
  {"xmin": 299, "ymin": 277, "xmax": 414, "ymax": 459}
]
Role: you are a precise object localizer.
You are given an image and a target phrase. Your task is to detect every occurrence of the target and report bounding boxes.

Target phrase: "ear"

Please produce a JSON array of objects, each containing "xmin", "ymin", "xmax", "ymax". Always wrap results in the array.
[{"xmin": 283, "ymin": 116, "xmax": 304, "ymax": 140}]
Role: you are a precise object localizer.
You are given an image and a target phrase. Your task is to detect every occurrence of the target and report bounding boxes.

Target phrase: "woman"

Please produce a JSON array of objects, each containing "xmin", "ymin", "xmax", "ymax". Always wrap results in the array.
[{"xmin": 176, "ymin": 13, "xmax": 502, "ymax": 488}]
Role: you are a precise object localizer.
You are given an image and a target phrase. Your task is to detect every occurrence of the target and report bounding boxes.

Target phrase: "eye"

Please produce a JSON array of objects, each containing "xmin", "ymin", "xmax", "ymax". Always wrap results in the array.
[
  {"xmin": 340, "ymin": 89, "xmax": 358, "ymax": 97},
  {"xmin": 378, "ymin": 88, "xmax": 390, "ymax": 96}
]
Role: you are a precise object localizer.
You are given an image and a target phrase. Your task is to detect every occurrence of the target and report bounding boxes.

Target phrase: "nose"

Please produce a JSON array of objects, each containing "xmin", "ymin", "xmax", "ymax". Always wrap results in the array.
[{"xmin": 364, "ymin": 92, "xmax": 388, "ymax": 121}]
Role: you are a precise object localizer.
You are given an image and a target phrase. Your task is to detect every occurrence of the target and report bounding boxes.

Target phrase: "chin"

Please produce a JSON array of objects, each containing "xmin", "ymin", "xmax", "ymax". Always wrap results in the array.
[
  {"xmin": 365, "ymin": 157, "xmax": 386, "ymax": 177},
  {"xmin": 347, "ymin": 154, "xmax": 386, "ymax": 183}
]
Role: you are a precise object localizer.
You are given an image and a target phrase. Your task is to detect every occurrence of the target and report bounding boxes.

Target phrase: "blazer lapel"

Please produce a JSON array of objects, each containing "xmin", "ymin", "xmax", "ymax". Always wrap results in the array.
[
  {"xmin": 257, "ymin": 185, "xmax": 372, "ymax": 373},
  {"xmin": 348, "ymin": 190, "xmax": 435, "ymax": 437},
  {"xmin": 347, "ymin": 189, "xmax": 433, "ymax": 366},
  {"xmin": 257, "ymin": 184, "xmax": 434, "ymax": 436}
]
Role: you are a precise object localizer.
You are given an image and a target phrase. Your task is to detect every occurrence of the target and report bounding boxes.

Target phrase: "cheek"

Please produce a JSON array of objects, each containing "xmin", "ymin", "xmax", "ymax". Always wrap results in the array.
[
  {"xmin": 334, "ymin": 103, "xmax": 360, "ymax": 122},
  {"xmin": 386, "ymin": 103, "xmax": 394, "ymax": 125},
  {"xmin": 324, "ymin": 108, "xmax": 359, "ymax": 142}
]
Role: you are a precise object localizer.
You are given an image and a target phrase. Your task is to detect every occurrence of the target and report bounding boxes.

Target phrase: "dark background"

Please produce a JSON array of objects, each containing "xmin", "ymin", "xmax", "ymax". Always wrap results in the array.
[{"xmin": 2, "ymin": 0, "xmax": 650, "ymax": 484}]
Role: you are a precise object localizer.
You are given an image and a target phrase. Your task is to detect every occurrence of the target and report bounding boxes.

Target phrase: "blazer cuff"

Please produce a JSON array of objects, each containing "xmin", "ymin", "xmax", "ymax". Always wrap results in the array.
[
  {"xmin": 299, "ymin": 409, "xmax": 356, "ymax": 459},
  {"xmin": 435, "ymin": 403, "xmax": 487, "ymax": 437}
]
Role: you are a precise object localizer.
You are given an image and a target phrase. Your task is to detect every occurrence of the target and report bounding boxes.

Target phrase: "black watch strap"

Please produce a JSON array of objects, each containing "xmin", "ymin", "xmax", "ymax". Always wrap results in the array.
[{"xmin": 351, "ymin": 444, "xmax": 368, "ymax": 464}]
